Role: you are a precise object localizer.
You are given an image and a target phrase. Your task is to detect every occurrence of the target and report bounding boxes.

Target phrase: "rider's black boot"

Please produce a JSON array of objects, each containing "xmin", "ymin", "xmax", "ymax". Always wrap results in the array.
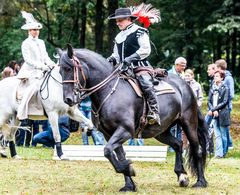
[
  {"xmin": 138, "ymin": 74, "xmax": 161, "ymax": 126},
  {"xmin": 145, "ymin": 88, "xmax": 161, "ymax": 125}
]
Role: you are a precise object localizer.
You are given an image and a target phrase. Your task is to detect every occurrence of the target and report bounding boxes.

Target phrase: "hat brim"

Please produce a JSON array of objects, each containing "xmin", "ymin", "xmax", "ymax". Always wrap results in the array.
[
  {"xmin": 21, "ymin": 22, "xmax": 43, "ymax": 30},
  {"xmin": 108, "ymin": 13, "xmax": 138, "ymax": 20}
]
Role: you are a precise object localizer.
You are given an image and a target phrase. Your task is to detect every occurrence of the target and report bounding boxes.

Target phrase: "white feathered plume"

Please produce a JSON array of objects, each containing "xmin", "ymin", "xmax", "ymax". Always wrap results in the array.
[
  {"xmin": 21, "ymin": 11, "xmax": 38, "ymax": 23},
  {"xmin": 130, "ymin": 3, "xmax": 161, "ymax": 28}
]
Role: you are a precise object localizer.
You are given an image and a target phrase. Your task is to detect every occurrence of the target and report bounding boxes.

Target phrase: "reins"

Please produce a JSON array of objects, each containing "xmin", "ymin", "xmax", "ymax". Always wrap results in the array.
[
  {"xmin": 62, "ymin": 55, "xmax": 123, "ymax": 117},
  {"xmin": 40, "ymin": 67, "xmax": 62, "ymax": 100},
  {"xmin": 63, "ymin": 55, "xmax": 122, "ymax": 101}
]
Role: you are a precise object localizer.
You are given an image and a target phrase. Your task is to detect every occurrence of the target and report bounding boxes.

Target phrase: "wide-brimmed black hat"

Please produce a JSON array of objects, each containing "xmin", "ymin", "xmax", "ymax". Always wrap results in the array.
[{"xmin": 108, "ymin": 8, "xmax": 138, "ymax": 20}]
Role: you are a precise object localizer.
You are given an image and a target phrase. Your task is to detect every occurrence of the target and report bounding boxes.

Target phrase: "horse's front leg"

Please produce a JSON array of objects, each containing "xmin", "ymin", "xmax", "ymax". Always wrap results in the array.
[
  {"xmin": 47, "ymin": 112, "xmax": 68, "ymax": 160},
  {"xmin": 115, "ymin": 146, "xmax": 137, "ymax": 192},
  {"xmin": 103, "ymin": 126, "xmax": 136, "ymax": 190},
  {"xmin": 67, "ymin": 106, "xmax": 94, "ymax": 130}
]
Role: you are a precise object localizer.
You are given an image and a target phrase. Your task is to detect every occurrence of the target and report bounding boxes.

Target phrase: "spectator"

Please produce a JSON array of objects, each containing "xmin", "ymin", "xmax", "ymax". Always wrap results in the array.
[
  {"xmin": 207, "ymin": 63, "xmax": 216, "ymax": 89},
  {"xmin": 205, "ymin": 63, "xmax": 216, "ymax": 155},
  {"xmin": 184, "ymin": 69, "xmax": 203, "ymax": 107},
  {"xmin": 168, "ymin": 57, "xmax": 187, "ymax": 149},
  {"xmin": 1, "ymin": 67, "xmax": 14, "ymax": 79},
  {"xmin": 32, "ymin": 116, "xmax": 71, "ymax": 148},
  {"xmin": 207, "ymin": 71, "xmax": 230, "ymax": 158},
  {"xmin": 183, "ymin": 69, "xmax": 203, "ymax": 151},
  {"xmin": 128, "ymin": 138, "xmax": 144, "ymax": 146},
  {"xmin": 215, "ymin": 59, "xmax": 234, "ymax": 150},
  {"xmin": 79, "ymin": 97, "xmax": 105, "ymax": 145},
  {"xmin": 168, "ymin": 57, "xmax": 187, "ymax": 78},
  {"xmin": 1, "ymin": 60, "xmax": 20, "ymax": 79},
  {"xmin": 15, "ymin": 119, "xmax": 40, "ymax": 147}
]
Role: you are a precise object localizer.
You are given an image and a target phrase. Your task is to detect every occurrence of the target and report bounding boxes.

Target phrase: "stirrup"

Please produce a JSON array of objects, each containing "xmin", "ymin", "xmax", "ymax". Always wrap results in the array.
[{"xmin": 147, "ymin": 113, "xmax": 161, "ymax": 125}]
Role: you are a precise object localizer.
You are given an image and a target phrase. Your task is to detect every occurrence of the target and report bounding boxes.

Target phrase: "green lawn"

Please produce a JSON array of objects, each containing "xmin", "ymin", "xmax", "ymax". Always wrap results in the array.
[{"xmin": 0, "ymin": 100, "xmax": 239, "ymax": 194}]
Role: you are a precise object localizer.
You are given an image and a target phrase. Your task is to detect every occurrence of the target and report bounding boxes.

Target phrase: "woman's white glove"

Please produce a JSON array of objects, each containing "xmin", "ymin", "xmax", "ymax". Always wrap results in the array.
[{"xmin": 36, "ymin": 64, "xmax": 49, "ymax": 71}]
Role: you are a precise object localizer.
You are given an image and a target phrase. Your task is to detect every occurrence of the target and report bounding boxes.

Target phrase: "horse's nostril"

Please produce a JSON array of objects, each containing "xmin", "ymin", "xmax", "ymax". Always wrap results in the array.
[{"xmin": 65, "ymin": 98, "xmax": 73, "ymax": 105}]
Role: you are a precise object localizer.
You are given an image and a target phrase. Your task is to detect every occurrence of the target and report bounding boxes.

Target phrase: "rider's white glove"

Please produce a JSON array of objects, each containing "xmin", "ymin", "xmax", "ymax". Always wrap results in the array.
[
  {"xmin": 41, "ymin": 65, "xmax": 49, "ymax": 72},
  {"xmin": 36, "ymin": 63, "xmax": 47, "ymax": 71}
]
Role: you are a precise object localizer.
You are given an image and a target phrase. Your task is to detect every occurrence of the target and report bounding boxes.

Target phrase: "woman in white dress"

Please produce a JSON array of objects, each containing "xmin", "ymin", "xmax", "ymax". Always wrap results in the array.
[{"xmin": 17, "ymin": 11, "xmax": 56, "ymax": 120}]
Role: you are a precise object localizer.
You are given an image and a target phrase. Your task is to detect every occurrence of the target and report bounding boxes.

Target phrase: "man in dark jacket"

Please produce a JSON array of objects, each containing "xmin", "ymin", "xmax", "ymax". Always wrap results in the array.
[{"xmin": 107, "ymin": 8, "xmax": 160, "ymax": 125}]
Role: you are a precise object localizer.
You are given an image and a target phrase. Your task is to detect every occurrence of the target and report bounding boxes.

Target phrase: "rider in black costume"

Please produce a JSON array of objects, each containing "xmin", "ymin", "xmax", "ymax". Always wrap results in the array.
[{"xmin": 108, "ymin": 8, "xmax": 160, "ymax": 125}]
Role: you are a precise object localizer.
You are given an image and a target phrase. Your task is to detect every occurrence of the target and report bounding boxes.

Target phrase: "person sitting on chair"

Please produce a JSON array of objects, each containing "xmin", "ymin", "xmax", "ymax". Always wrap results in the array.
[
  {"xmin": 17, "ymin": 11, "xmax": 56, "ymax": 120},
  {"xmin": 107, "ymin": 7, "xmax": 161, "ymax": 125}
]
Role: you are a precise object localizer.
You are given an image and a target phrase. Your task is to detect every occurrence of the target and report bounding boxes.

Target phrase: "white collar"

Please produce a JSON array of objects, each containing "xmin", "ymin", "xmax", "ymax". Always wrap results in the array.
[
  {"xmin": 115, "ymin": 23, "xmax": 139, "ymax": 44},
  {"xmin": 28, "ymin": 34, "xmax": 39, "ymax": 41}
]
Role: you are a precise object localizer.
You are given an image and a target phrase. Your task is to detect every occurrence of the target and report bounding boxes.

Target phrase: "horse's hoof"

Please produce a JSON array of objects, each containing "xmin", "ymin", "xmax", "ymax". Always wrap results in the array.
[
  {"xmin": 12, "ymin": 155, "xmax": 22, "ymax": 159},
  {"xmin": 60, "ymin": 154, "xmax": 70, "ymax": 161},
  {"xmin": 192, "ymin": 180, "xmax": 208, "ymax": 188},
  {"xmin": 179, "ymin": 173, "xmax": 189, "ymax": 187},
  {"xmin": 119, "ymin": 185, "xmax": 137, "ymax": 192},
  {"xmin": 0, "ymin": 151, "xmax": 8, "ymax": 158}
]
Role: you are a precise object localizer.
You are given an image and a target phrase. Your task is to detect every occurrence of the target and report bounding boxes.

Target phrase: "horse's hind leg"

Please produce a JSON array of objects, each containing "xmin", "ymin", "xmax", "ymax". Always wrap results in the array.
[
  {"xmin": 181, "ymin": 109, "xmax": 208, "ymax": 188},
  {"xmin": 1, "ymin": 116, "xmax": 21, "ymax": 159},
  {"xmin": 155, "ymin": 129, "xmax": 189, "ymax": 187},
  {"xmin": 0, "ymin": 114, "xmax": 17, "ymax": 158},
  {"xmin": 115, "ymin": 146, "xmax": 136, "ymax": 192}
]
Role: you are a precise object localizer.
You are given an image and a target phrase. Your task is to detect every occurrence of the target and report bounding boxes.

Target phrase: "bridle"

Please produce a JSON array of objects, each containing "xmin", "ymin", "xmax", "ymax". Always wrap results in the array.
[
  {"xmin": 61, "ymin": 54, "xmax": 121, "ymax": 102},
  {"xmin": 62, "ymin": 55, "xmax": 87, "ymax": 95}
]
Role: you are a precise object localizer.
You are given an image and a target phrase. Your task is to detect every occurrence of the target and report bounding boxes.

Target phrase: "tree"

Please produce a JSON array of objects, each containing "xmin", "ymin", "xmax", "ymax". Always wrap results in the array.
[{"xmin": 204, "ymin": 0, "xmax": 240, "ymax": 75}]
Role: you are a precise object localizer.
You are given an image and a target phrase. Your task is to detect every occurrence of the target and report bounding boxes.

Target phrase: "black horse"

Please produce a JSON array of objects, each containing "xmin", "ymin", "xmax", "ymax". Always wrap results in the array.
[{"xmin": 58, "ymin": 45, "xmax": 208, "ymax": 191}]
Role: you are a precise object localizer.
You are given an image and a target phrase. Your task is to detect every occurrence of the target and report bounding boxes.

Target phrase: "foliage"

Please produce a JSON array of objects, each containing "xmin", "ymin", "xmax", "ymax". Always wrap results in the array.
[
  {"xmin": 0, "ymin": 0, "xmax": 239, "ymax": 83},
  {"xmin": 205, "ymin": 16, "xmax": 240, "ymax": 34}
]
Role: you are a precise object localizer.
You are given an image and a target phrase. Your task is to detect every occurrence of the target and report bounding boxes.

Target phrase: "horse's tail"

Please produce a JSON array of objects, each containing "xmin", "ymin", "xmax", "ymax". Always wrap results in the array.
[{"xmin": 187, "ymin": 108, "xmax": 208, "ymax": 176}]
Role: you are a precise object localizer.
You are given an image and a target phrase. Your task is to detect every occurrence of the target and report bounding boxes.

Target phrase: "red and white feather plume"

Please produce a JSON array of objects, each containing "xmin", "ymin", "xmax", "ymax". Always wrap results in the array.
[{"xmin": 130, "ymin": 3, "xmax": 161, "ymax": 28}]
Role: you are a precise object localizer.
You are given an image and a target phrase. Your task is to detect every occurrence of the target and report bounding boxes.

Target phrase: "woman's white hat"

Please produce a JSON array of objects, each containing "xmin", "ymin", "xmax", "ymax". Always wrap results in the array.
[{"xmin": 21, "ymin": 11, "xmax": 42, "ymax": 30}]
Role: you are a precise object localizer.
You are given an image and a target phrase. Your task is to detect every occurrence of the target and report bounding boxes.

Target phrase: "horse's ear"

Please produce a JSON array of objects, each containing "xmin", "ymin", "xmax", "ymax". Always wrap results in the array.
[
  {"xmin": 67, "ymin": 43, "xmax": 74, "ymax": 59},
  {"xmin": 53, "ymin": 48, "xmax": 62, "ymax": 59},
  {"xmin": 56, "ymin": 48, "xmax": 63, "ymax": 57}
]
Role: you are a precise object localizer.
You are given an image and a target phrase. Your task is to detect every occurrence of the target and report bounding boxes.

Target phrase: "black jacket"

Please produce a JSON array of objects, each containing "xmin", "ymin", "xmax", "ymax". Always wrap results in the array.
[{"xmin": 208, "ymin": 83, "xmax": 230, "ymax": 126}]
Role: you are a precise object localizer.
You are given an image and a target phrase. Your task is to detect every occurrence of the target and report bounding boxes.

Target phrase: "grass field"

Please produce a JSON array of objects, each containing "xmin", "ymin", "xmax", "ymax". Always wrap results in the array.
[{"xmin": 0, "ymin": 100, "xmax": 240, "ymax": 194}]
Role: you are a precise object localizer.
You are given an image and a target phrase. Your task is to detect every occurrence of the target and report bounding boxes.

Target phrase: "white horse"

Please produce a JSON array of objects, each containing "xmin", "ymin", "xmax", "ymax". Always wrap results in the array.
[{"xmin": 0, "ymin": 66, "xmax": 93, "ymax": 159}]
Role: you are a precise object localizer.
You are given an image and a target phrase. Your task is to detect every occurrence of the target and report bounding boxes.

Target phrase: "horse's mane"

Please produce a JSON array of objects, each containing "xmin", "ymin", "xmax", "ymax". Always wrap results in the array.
[{"xmin": 76, "ymin": 49, "xmax": 113, "ymax": 70}]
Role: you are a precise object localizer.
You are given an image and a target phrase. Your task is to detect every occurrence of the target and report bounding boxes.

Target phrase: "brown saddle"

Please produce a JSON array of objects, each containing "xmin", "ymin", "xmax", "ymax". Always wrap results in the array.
[{"xmin": 126, "ymin": 77, "xmax": 175, "ymax": 98}]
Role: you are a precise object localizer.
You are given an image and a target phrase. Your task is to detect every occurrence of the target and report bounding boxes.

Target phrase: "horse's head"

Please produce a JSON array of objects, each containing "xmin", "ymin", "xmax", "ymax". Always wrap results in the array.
[{"xmin": 59, "ymin": 44, "xmax": 86, "ymax": 106}]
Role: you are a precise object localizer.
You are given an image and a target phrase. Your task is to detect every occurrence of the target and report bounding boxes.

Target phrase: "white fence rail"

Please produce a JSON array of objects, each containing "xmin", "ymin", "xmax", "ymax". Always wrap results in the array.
[{"xmin": 53, "ymin": 145, "xmax": 168, "ymax": 162}]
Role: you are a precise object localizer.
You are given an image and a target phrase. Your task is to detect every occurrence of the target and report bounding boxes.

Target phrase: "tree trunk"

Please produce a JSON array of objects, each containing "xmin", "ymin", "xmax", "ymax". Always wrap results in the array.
[
  {"xmin": 107, "ymin": 0, "xmax": 118, "ymax": 55},
  {"xmin": 231, "ymin": 29, "xmax": 237, "ymax": 75},
  {"xmin": 68, "ymin": 0, "xmax": 80, "ymax": 46},
  {"xmin": 184, "ymin": 0, "xmax": 194, "ymax": 68},
  {"xmin": 226, "ymin": 32, "xmax": 231, "ymax": 70},
  {"xmin": 95, "ymin": 0, "xmax": 104, "ymax": 53},
  {"xmin": 80, "ymin": 2, "xmax": 87, "ymax": 48},
  {"xmin": 216, "ymin": 35, "xmax": 222, "ymax": 60}
]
